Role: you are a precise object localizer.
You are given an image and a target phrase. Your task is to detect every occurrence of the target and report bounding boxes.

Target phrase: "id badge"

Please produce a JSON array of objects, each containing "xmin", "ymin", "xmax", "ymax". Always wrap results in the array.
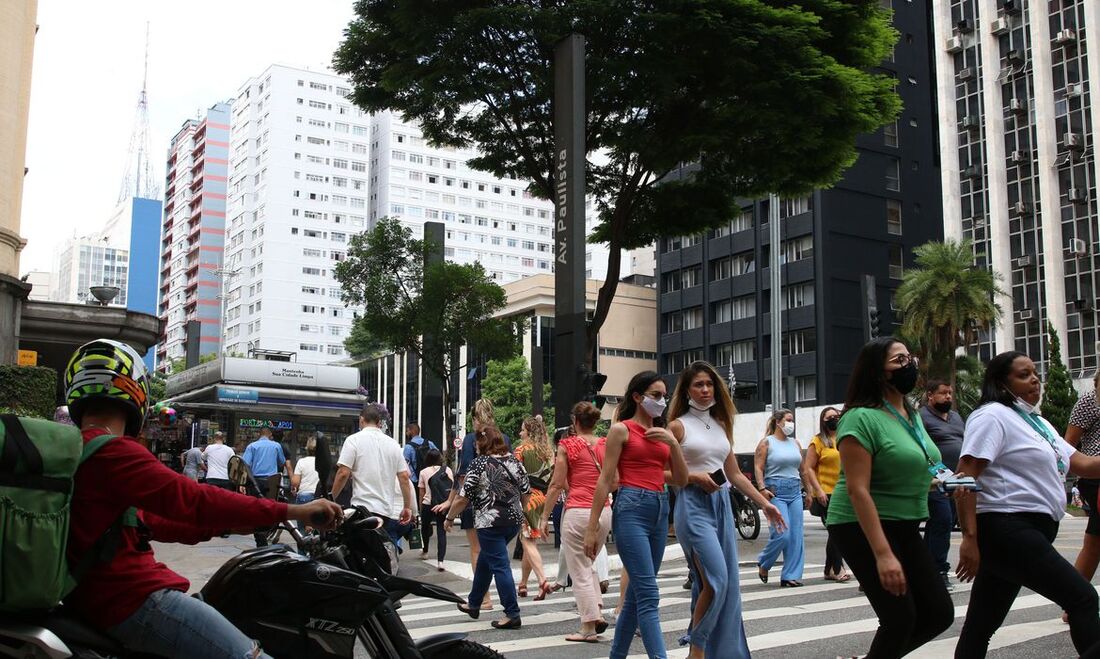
[{"xmin": 928, "ymin": 462, "xmax": 954, "ymax": 481}]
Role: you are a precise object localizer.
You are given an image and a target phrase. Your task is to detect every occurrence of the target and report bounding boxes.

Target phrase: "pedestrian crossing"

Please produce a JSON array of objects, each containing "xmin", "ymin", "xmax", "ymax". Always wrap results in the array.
[{"xmin": 392, "ymin": 553, "xmax": 1085, "ymax": 658}]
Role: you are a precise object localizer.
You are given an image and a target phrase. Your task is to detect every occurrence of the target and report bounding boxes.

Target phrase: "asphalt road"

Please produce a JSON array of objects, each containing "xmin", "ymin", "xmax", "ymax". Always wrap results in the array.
[{"xmin": 160, "ymin": 512, "xmax": 1094, "ymax": 658}]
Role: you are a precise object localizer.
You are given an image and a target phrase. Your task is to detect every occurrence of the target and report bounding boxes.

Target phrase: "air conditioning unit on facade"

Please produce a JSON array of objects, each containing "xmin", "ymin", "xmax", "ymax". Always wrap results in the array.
[
  {"xmin": 1010, "ymin": 150, "xmax": 1028, "ymax": 163},
  {"xmin": 1006, "ymin": 49, "xmax": 1025, "ymax": 65},
  {"xmin": 973, "ymin": 216, "xmax": 988, "ymax": 227},
  {"xmin": 991, "ymin": 18, "xmax": 1011, "ymax": 35},
  {"xmin": 963, "ymin": 165, "xmax": 981, "ymax": 179},
  {"xmin": 1070, "ymin": 238, "xmax": 1089, "ymax": 256},
  {"xmin": 1055, "ymin": 29, "xmax": 1077, "ymax": 45},
  {"xmin": 962, "ymin": 115, "xmax": 981, "ymax": 130},
  {"xmin": 1067, "ymin": 84, "xmax": 1085, "ymax": 98},
  {"xmin": 1012, "ymin": 255, "xmax": 1033, "ymax": 268},
  {"xmin": 946, "ymin": 35, "xmax": 965, "ymax": 53},
  {"xmin": 957, "ymin": 18, "xmax": 975, "ymax": 33},
  {"xmin": 1018, "ymin": 308, "xmax": 1035, "ymax": 320},
  {"xmin": 1008, "ymin": 98, "xmax": 1027, "ymax": 113},
  {"xmin": 958, "ymin": 66, "xmax": 976, "ymax": 81},
  {"xmin": 1012, "ymin": 201, "xmax": 1030, "ymax": 215},
  {"xmin": 1001, "ymin": 0, "xmax": 1021, "ymax": 14},
  {"xmin": 1065, "ymin": 133, "xmax": 1084, "ymax": 150},
  {"xmin": 1069, "ymin": 188, "xmax": 1088, "ymax": 203}
]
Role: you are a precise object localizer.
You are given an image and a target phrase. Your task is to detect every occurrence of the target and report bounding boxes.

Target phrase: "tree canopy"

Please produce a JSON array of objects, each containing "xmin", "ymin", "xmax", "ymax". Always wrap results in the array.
[
  {"xmin": 334, "ymin": 217, "xmax": 523, "ymax": 414},
  {"xmin": 1041, "ymin": 321, "xmax": 1078, "ymax": 435},
  {"xmin": 477, "ymin": 355, "xmax": 553, "ymax": 440},
  {"xmin": 334, "ymin": 0, "xmax": 901, "ymax": 352},
  {"xmin": 895, "ymin": 239, "xmax": 1005, "ymax": 389}
]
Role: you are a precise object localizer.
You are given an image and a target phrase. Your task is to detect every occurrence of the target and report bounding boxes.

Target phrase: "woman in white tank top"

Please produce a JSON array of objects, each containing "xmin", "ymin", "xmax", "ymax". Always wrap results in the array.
[{"xmin": 667, "ymin": 362, "xmax": 785, "ymax": 659}]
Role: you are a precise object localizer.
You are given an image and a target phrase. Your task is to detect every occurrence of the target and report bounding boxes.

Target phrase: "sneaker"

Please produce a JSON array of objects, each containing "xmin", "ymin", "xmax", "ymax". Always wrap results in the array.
[{"xmin": 940, "ymin": 571, "xmax": 954, "ymax": 592}]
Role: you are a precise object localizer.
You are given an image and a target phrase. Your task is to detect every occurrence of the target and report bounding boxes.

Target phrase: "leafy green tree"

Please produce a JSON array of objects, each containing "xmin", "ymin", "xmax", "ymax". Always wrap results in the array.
[
  {"xmin": 953, "ymin": 354, "xmax": 983, "ymax": 419},
  {"xmin": 896, "ymin": 239, "xmax": 1006, "ymax": 390},
  {"xmin": 335, "ymin": 217, "xmax": 524, "ymax": 430},
  {"xmin": 478, "ymin": 356, "xmax": 554, "ymax": 440},
  {"xmin": 1042, "ymin": 322, "xmax": 1078, "ymax": 435},
  {"xmin": 334, "ymin": 0, "xmax": 900, "ymax": 362}
]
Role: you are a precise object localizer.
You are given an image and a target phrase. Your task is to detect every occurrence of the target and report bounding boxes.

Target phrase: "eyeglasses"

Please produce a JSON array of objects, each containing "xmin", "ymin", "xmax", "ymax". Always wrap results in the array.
[
  {"xmin": 642, "ymin": 391, "xmax": 665, "ymax": 400},
  {"xmin": 886, "ymin": 354, "xmax": 918, "ymax": 367}
]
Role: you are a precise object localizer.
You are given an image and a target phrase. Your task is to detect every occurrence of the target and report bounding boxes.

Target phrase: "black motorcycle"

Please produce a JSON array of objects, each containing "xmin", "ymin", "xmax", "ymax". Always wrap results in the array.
[
  {"xmin": 0, "ymin": 470, "xmax": 501, "ymax": 658},
  {"xmin": 729, "ymin": 469, "xmax": 762, "ymax": 540}
]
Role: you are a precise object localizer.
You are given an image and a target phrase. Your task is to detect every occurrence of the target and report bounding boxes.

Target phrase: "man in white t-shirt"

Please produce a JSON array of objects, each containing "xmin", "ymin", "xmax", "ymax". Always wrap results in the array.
[
  {"xmin": 332, "ymin": 403, "xmax": 415, "ymax": 547},
  {"xmin": 201, "ymin": 432, "xmax": 236, "ymax": 490}
]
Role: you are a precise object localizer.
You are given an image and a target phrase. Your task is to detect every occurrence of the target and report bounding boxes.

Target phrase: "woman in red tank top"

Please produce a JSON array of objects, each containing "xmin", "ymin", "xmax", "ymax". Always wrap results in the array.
[{"xmin": 584, "ymin": 371, "xmax": 688, "ymax": 658}]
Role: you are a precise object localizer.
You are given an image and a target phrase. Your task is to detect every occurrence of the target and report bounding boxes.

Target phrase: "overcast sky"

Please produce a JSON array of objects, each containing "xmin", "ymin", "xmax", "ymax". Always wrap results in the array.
[{"xmin": 19, "ymin": 0, "xmax": 356, "ymax": 274}]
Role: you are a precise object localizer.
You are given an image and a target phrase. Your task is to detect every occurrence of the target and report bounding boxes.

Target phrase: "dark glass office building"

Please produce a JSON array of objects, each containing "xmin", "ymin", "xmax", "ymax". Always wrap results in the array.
[{"xmin": 658, "ymin": 0, "xmax": 944, "ymax": 407}]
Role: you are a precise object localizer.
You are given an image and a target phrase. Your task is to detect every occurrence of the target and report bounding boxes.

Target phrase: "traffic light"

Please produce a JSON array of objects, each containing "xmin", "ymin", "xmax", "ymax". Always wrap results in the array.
[
  {"xmin": 578, "ymin": 365, "xmax": 608, "ymax": 406},
  {"xmin": 868, "ymin": 305, "xmax": 881, "ymax": 339},
  {"xmin": 860, "ymin": 274, "xmax": 880, "ymax": 342}
]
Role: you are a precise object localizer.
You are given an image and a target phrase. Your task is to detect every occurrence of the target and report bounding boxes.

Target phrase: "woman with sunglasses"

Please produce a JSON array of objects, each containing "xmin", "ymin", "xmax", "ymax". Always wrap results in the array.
[
  {"xmin": 803, "ymin": 406, "xmax": 849, "ymax": 582},
  {"xmin": 953, "ymin": 352, "xmax": 1100, "ymax": 657},
  {"xmin": 826, "ymin": 337, "xmax": 954, "ymax": 658},
  {"xmin": 585, "ymin": 370, "xmax": 689, "ymax": 659}
]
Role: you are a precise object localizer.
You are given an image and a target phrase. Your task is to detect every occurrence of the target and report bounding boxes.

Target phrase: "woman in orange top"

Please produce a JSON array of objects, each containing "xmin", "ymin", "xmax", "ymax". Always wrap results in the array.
[{"xmin": 584, "ymin": 370, "xmax": 688, "ymax": 659}]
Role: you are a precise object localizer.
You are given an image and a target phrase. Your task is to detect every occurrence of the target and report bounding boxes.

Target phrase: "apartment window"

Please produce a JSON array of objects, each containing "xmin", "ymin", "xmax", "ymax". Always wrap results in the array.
[
  {"xmin": 303, "ymin": 248, "xmax": 324, "ymax": 258},
  {"xmin": 731, "ymin": 295, "xmax": 756, "ymax": 320},
  {"xmin": 779, "ymin": 196, "xmax": 813, "ymax": 218},
  {"xmin": 884, "ymin": 120, "xmax": 899, "ymax": 148},
  {"xmin": 664, "ymin": 349, "xmax": 705, "ymax": 374},
  {"xmin": 683, "ymin": 307, "xmax": 704, "ymax": 330},
  {"xmin": 781, "ymin": 235, "xmax": 814, "ymax": 263},
  {"xmin": 300, "ymin": 324, "xmax": 321, "ymax": 333},
  {"xmin": 300, "ymin": 343, "xmax": 320, "ymax": 352},
  {"xmin": 887, "ymin": 199, "xmax": 903, "ymax": 235},
  {"xmin": 711, "ymin": 300, "xmax": 732, "ymax": 324},
  {"xmin": 795, "ymin": 375, "xmax": 817, "ymax": 402},
  {"xmin": 711, "ymin": 258, "xmax": 733, "ymax": 281},
  {"xmin": 783, "ymin": 328, "xmax": 817, "ymax": 355},
  {"xmin": 889, "ymin": 244, "xmax": 904, "ymax": 279},
  {"xmin": 886, "ymin": 158, "xmax": 901, "ymax": 191},
  {"xmin": 301, "ymin": 286, "xmax": 320, "ymax": 295},
  {"xmin": 782, "ymin": 282, "xmax": 815, "ymax": 309},
  {"xmin": 309, "ymin": 81, "xmax": 327, "ymax": 90},
  {"xmin": 682, "ymin": 234, "xmax": 702, "ymax": 248},
  {"xmin": 301, "ymin": 305, "xmax": 319, "ymax": 314},
  {"xmin": 302, "ymin": 267, "xmax": 321, "ymax": 276},
  {"xmin": 731, "ymin": 252, "xmax": 755, "ymax": 275}
]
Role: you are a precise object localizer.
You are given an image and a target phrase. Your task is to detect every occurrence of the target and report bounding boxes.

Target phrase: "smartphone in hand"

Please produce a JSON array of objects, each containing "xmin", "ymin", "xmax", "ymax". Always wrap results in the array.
[{"xmin": 709, "ymin": 468, "xmax": 728, "ymax": 487}]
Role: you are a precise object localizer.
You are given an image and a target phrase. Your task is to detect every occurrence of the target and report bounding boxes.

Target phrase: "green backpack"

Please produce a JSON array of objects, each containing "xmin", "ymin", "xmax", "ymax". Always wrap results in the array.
[{"xmin": 0, "ymin": 415, "xmax": 130, "ymax": 612}]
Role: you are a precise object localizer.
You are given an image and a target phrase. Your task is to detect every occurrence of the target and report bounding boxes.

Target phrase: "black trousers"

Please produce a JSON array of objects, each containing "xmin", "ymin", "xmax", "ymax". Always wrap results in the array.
[
  {"xmin": 829, "ymin": 520, "xmax": 954, "ymax": 658},
  {"xmin": 955, "ymin": 512, "xmax": 1100, "ymax": 658},
  {"xmin": 812, "ymin": 494, "xmax": 845, "ymax": 575},
  {"xmin": 420, "ymin": 504, "xmax": 447, "ymax": 562}
]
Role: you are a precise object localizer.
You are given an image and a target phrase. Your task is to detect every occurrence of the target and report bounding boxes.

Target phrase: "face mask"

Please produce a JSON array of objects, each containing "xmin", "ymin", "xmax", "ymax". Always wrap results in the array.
[
  {"xmin": 1014, "ymin": 395, "xmax": 1038, "ymax": 415},
  {"xmin": 781, "ymin": 421, "xmax": 796, "ymax": 437},
  {"xmin": 932, "ymin": 401, "xmax": 952, "ymax": 414},
  {"xmin": 689, "ymin": 399, "xmax": 715, "ymax": 412},
  {"xmin": 888, "ymin": 361, "xmax": 919, "ymax": 395},
  {"xmin": 640, "ymin": 396, "xmax": 667, "ymax": 419},
  {"xmin": 824, "ymin": 418, "xmax": 839, "ymax": 432}
]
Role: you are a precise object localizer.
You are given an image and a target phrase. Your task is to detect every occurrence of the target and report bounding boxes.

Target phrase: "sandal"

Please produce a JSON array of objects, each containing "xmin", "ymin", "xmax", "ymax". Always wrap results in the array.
[
  {"xmin": 834, "ymin": 572, "xmax": 852, "ymax": 583},
  {"xmin": 780, "ymin": 580, "xmax": 804, "ymax": 587},
  {"xmin": 565, "ymin": 633, "xmax": 600, "ymax": 643},
  {"xmin": 517, "ymin": 584, "xmax": 528, "ymax": 598},
  {"xmin": 533, "ymin": 581, "xmax": 553, "ymax": 601},
  {"xmin": 595, "ymin": 619, "xmax": 609, "ymax": 634}
]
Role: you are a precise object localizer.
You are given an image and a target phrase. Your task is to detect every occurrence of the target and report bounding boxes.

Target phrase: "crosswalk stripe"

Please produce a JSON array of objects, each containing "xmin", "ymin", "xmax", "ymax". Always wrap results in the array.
[{"xmin": 907, "ymin": 618, "xmax": 1067, "ymax": 657}]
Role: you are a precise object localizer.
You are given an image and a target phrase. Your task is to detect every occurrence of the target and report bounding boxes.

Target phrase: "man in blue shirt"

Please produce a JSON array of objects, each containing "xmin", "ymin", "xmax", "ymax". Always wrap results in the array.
[
  {"xmin": 402, "ymin": 423, "xmax": 438, "ymax": 484},
  {"xmin": 243, "ymin": 428, "xmax": 291, "ymax": 546}
]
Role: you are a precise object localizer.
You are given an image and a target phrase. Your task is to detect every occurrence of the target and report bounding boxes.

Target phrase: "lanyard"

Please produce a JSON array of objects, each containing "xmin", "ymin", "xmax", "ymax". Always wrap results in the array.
[
  {"xmin": 1013, "ymin": 408, "xmax": 1067, "ymax": 474},
  {"xmin": 883, "ymin": 401, "xmax": 936, "ymax": 467}
]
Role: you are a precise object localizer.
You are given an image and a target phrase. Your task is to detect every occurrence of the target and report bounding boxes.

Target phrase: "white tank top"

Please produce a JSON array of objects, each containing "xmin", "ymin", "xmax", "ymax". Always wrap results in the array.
[{"xmin": 678, "ymin": 408, "xmax": 732, "ymax": 475}]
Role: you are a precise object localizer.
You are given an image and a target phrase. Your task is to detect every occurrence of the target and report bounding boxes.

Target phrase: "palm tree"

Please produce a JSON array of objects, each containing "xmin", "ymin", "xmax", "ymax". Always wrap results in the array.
[{"xmin": 895, "ymin": 239, "xmax": 1006, "ymax": 391}]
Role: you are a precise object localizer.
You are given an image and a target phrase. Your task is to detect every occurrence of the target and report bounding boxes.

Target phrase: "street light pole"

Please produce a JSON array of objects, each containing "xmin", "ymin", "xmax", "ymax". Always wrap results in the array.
[
  {"xmin": 769, "ymin": 194, "xmax": 782, "ymax": 410},
  {"xmin": 215, "ymin": 267, "xmax": 240, "ymax": 355}
]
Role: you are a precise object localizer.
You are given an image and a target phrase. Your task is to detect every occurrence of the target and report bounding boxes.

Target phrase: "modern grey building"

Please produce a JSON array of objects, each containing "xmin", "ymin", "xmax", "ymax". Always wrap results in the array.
[{"xmin": 657, "ymin": 0, "xmax": 944, "ymax": 407}]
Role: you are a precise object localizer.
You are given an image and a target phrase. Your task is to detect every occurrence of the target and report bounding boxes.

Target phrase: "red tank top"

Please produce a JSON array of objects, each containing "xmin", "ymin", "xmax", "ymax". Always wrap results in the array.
[{"xmin": 617, "ymin": 420, "xmax": 670, "ymax": 492}]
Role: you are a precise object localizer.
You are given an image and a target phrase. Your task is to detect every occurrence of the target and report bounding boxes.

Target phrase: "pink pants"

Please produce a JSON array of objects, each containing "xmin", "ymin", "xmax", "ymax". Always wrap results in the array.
[{"xmin": 561, "ymin": 506, "xmax": 612, "ymax": 623}]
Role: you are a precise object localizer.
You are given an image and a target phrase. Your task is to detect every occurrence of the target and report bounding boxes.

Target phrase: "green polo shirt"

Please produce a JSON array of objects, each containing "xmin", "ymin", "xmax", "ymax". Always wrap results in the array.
[{"xmin": 826, "ymin": 406, "xmax": 940, "ymax": 525}]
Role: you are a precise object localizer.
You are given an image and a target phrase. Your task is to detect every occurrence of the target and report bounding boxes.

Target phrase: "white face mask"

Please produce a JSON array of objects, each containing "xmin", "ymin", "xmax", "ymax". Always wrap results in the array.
[
  {"xmin": 640, "ymin": 396, "xmax": 667, "ymax": 419},
  {"xmin": 781, "ymin": 421, "xmax": 796, "ymax": 437},
  {"xmin": 688, "ymin": 398, "xmax": 715, "ymax": 412},
  {"xmin": 1014, "ymin": 395, "xmax": 1039, "ymax": 415}
]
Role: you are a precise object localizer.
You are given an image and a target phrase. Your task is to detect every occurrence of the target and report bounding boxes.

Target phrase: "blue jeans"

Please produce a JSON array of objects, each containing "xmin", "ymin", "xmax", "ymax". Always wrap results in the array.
[
  {"xmin": 674, "ymin": 485, "xmax": 750, "ymax": 657},
  {"xmin": 925, "ymin": 490, "xmax": 954, "ymax": 573},
  {"xmin": 468, "ymin": 525, "xmax": 521, "ymax": 619},
  {"xmin": 757, "ymin": 478, "xmax": 805, "ymax": 581},
  {"xmin": 611, "ymin": 486, "xmax": 669, "ymax": 659},
  {"xmin": 294, "ymin": 492, "xmax": 315, "ymax": 532},
  {"xmin": 109, "ymin": 588, "xmax": 271, "ymax": 658}
]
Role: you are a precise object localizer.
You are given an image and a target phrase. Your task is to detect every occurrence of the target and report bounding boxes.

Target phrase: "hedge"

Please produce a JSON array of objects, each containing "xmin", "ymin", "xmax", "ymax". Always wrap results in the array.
[{"xmin": 0, "ymin": 365, "xmax": 58, "ymax": 419}]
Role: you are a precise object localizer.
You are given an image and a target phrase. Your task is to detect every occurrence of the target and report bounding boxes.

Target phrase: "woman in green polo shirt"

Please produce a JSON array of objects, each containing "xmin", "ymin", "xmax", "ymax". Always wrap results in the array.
[{"xmin": 827, "ymin": 337, "xmax": 954, "ymax": 659}]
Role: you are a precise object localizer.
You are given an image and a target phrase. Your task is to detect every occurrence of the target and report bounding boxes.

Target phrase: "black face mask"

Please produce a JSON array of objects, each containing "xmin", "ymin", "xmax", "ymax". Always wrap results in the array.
[
  {"xmin": 824, "ymin": 418, "xmax": 839, "ymax": 431},
  {"xmin": 888, "ymin": 361, "xmax": 919, "ymax": 395},
  {"xmin": 932, "ymin": 401, "xmax": 952, "ymax": 414}
]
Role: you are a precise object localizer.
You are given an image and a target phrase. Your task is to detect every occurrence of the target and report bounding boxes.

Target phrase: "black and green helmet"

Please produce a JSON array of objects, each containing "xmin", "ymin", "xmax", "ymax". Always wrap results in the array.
[{"xmin": 65, "ymin": 339, "xmax": 150, "ymax": 437}]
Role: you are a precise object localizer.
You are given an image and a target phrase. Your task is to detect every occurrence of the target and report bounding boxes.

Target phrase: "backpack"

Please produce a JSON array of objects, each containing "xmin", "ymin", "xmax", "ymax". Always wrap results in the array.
[
  {"xmin": 412, "ymin": 439, "xmax": 433, "ymax": 478},
  {"xmin": 427, "ymin": 467, "xmax": 453, "ymax": 507},
  {"xmin": 0, "ymin": 415, "xmax": 131, "ymax": 612}
]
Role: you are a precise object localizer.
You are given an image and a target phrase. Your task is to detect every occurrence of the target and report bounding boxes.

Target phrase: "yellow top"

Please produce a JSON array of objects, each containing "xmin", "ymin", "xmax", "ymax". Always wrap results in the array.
[{"xmin": 810, "ymin": 434, "xmax": 841, "ymax": 494}]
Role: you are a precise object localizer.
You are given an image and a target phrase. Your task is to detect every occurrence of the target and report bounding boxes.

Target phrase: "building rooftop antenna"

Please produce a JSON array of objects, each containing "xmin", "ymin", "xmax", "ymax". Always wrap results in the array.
[{"xmin": 117, "ymin": 22, "xmax": 159, "ymax": 203}]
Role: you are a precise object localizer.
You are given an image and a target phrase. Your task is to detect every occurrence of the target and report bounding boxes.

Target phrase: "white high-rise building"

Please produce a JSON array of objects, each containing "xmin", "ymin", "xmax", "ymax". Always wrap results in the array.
[
  {"xmin": 931, "ymin": 0, "xmax": 1100, "ymax": 382},
  {"xmin": 222, "ymin": 66, "xmax": 367, "ymax": 363},
  {"xmin": 369, "ymin": 111, "xmax": 557, "ymax": 283},
  {"xmin": 52, "ymin": 237, "xmax": 129, "ymax": 306}
]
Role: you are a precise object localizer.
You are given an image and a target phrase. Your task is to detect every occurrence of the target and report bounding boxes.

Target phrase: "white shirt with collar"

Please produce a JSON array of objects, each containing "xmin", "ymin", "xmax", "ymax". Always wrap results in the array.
[
  {"xmin": 962, "ymin": 401, "xmax": 1076, "ymax": 520},
  {"xmin": 337, "ymin": 426, "xmax": 408, "ymax": 518}
]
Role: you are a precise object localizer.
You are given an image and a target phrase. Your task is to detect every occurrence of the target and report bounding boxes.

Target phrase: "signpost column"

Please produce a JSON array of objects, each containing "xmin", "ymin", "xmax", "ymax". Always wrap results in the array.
[
  {"xmin": 422, "ymin": 221, "xmax": 446, "ymax": 447},
  {"xmin": 553, "ymin": 33, "xmax": 588, "ymax": 429}
]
